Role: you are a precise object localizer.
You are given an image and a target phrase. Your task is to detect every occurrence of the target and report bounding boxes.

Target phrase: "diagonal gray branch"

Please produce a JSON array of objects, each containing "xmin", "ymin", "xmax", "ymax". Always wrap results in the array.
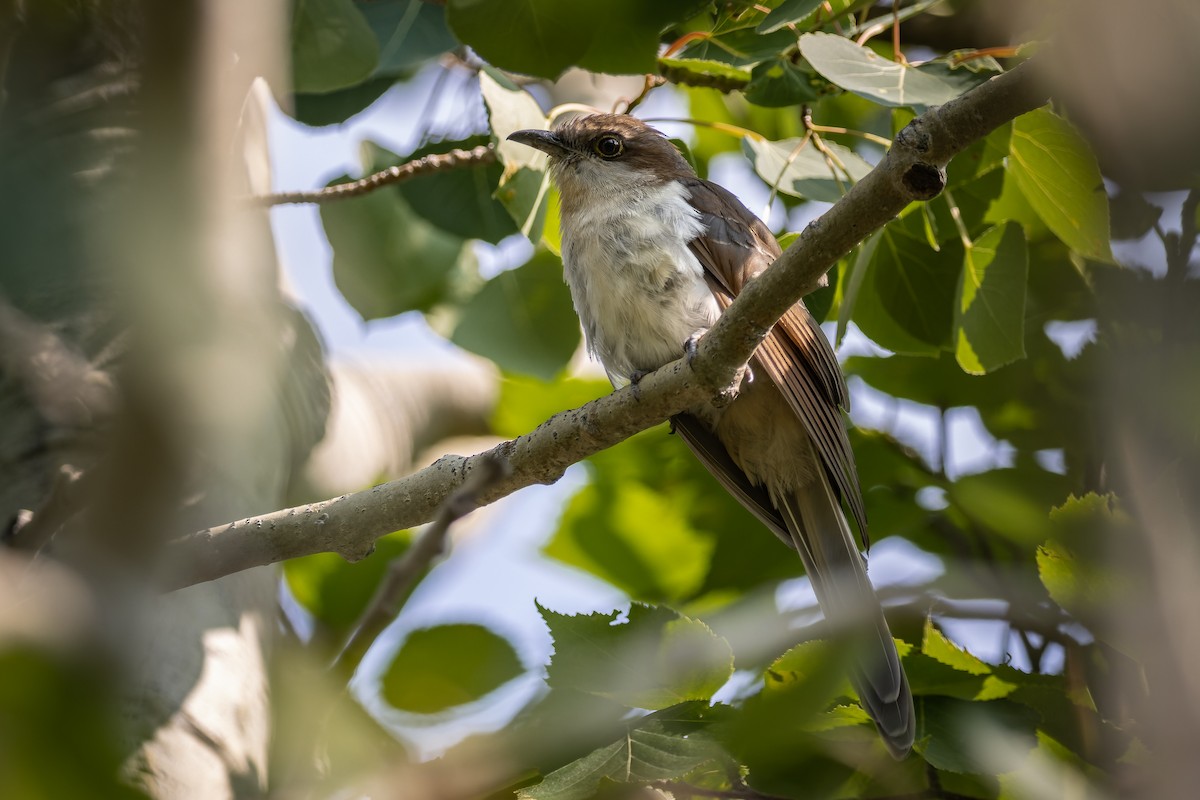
[{"xmin": 159, "ymin": 61, "xmax": 1047, "ymax": 591}]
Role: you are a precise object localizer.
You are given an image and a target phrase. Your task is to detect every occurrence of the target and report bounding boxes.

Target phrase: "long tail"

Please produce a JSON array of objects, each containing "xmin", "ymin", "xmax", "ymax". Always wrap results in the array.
[{"xmin": 779, "ymin": 469, "xmax": 915, "ymax": 759}]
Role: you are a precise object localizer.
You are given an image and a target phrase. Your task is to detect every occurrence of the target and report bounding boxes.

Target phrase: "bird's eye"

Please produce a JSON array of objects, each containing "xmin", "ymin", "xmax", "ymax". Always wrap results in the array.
[{"xmin": 594, "ymin": 135, "xmax": 623, "ymax": 158}]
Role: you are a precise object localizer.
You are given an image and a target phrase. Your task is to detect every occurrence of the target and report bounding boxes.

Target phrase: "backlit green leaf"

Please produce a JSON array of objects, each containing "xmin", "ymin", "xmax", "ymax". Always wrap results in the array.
[
  {"xmin": 955, "ymin": 222, "xmax": 1028, "ymax": 374},
  {"xmin": 1009, "ymin": 108, "xmax": 1113, "ymax": 261},
  {"xmin": 381, "ymin": 624, "xmax": 524, "ymax": 713},
  {"xmin": 519, "ymin": 718, "xmax": 724, "ymax": 800},
  {"xmin": 540, "ymin": 603, "xmax": 734, "ymax": 710}
]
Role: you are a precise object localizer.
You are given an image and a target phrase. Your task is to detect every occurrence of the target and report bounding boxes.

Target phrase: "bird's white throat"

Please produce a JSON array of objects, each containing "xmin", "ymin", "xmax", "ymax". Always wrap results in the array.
[{"xmin": 557, "ymin": 178, "xmax": 719, "ymax": 385}]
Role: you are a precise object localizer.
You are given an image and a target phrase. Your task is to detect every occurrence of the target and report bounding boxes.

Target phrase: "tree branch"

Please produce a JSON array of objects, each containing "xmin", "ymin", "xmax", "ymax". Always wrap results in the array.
[
  {"xmin": 331, "ymin": 454, "xmax": 510, "ymax": 673},
  {"xmin": 251, "ymin": 144, "xmax": 496, "ymax": 206},
  {"xmin": 159, "ymin": 61, "xmax": 1048, "ymax": 591}
]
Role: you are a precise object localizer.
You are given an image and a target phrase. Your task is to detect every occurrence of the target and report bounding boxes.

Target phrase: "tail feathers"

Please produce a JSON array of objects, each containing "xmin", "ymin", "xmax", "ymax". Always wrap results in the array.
[{"xmin": 781, "ymin": 473, "xmax": 915, "ymax": 759}]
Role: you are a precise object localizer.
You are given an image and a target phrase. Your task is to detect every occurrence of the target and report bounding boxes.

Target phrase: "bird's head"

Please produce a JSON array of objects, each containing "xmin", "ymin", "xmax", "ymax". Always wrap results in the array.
[{"xmin": 508, "ymin": 114, "xmax": 695, "ymax": 210}]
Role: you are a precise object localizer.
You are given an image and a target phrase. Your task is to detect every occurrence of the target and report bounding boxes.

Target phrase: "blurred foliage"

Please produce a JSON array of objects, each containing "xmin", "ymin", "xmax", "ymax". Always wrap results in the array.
[{"xmin": 4, "ymin": 0, "xmax": 1196, "ymax": 797}]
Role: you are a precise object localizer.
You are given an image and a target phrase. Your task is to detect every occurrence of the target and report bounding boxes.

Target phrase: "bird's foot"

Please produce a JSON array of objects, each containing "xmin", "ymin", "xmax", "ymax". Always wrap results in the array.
[
  {"xmin": 682, "ymin": 329, "xmax": 707, "ymax": 367},
  {"xmin": 628, "ymin": 369, "xmax": 649, "ymax": 401}
]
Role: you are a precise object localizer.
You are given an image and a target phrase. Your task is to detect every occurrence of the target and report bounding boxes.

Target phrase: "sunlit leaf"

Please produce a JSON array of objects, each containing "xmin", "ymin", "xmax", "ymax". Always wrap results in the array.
[
  {"xmin": 800, "ymin": 33, "xmax": 961, "ymax": 110},
  {"xmin": 481, "ymin": 69, "xmax": 553, "ymax": 242},
  {"xmin": 519, "ymin": 716, "xmax": 724, "ymax": 800},
  {"xmin": 742, "ymin": 136, "xmax": 873, "ymax": 203},
  {"xmin": 955, "ymin": 222, "xmax": 1028, "ymax": 374},
  {"xmin": 922, "ymin": 619, "xmax": 991, "ymax": 676},
  {"xmin": 540, "ymin": 603, "xmax": 734, "ymax": 710},
  {"xmin": 381, "ymin": 624, "xmax": 524, "ymax": 713},
  {"xmin": 1009, "ymin": 108, "xmax": 1113, "ymax": 261}
]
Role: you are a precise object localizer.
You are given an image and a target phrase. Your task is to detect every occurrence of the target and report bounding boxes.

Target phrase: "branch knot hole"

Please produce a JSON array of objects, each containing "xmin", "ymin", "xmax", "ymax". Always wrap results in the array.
[{"xmin": 903, "ymin": 163, "xmax": 946, "ymax": 201}]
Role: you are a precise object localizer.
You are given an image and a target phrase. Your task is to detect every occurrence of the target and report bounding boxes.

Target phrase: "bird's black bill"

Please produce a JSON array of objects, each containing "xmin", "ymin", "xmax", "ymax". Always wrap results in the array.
[{"xmin": 507, "ymin": 129, "xmax": 571, "ymax": 158}]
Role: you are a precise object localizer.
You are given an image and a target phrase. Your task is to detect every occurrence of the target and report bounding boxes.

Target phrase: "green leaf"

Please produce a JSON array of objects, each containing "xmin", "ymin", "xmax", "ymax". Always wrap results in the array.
[
  {"xmin": 946, "ymin": 123, "xmax": 1011, "ymax": 189},
  {"xmin": 677, "ymin": 27, "xmax": 800, "ymax": 68},
  {"xmin": 356, "ymin": 0, "xmax": 457, "ymax": 77},
  {"xmin": 916, "ymin": 696, "xmax": 1039, "ymax": 774},
  {"xmin": 450, "ymin": 249, "xmax": 580, "ymax": 380},
  {"xmin": 381, "ymin": 624, "xmax": 524, "ymax": 714},
  {"xmin": 922, "ymin": 619, "xmax": 992, "ymax": 676},
  {"xmin": 544, "ymin": 427, "xmax": 803, "ymax": 603},
  {"xmin": 657, "ymin": 57, "xmax": 752, "ymax": 92},
  {"xmin": 800, "ymin": 33, "xmax": 961, "ymax": 110},
  {"xmin": 1109, "ymin": 188, "xmax": 1163, "ymax": 241},
  {"xmin": 292, "ymin": 0, "xmax": 380, "ymax": 94},
  {"xmin": 518, "ymin": 718, "xmax": 724, "ymax": 800},
  {"xmin": 447, "ymin": 0, "xmax": 706, "ymax": 79},
  {"xmin": 540, "ymin": 603, "xmax": 734, "ymax": 710},
  {"xmin": 394, "ymin": 136, "xmax": 518, "ymax": 243},
  {"xmin": 550, "ymin": 480, "xmax": 716, "ymax": 604},
  {"xmin": 954, "ymin": 222, "xmax": 1029, "ymax": 374},
  {"xmin": 0, "ymin": 649, "xmax": 147, "ymax": 800},
  {"xmin": 283, "ymin": 530, "xmax": 414, "ymax": 634},
  {"xmin": 480, "ymin": 69, "xmax": 553, "ymax": 242},
  {"xmin": 293, "ymin": 77, "xmax": 396, "ymax": 127},
  {"xmin": 947, "ymin": 467, "xmax": 1072, "ymax": 547},
  {"xmin": 1009, "ymin": 108, "xmax": 1113, "ymax": 261},
  {"xmin": 321, "ymin": 150, "xmax": 476, "ymax": 320},
  {"xmin": 757, "ymin": 0, "xmax": 826, "ymax": 33},
  {"xmin": 742, "ymin": 136, "xmax": 874, "ymax": 203},
  {"xmin": 859, "ymin": 227, "xmax": 963, "ymax": 352},
  {"xmin": 492, "ymin": 373, "xmax": 610, "ymax": 438},
  {"xmin": 743, "ymin": 58, "xmax": 829, "ymax": 107},
  {"xmin": 837, "ymin": 230, "xmax": 880, "ymax": 345}
]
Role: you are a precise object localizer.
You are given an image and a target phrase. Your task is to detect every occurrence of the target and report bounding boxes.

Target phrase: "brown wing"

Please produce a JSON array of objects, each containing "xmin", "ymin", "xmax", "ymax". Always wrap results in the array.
[{"xmin": 683, "ymin": 178, "xmax": 869, "ymax": 545}]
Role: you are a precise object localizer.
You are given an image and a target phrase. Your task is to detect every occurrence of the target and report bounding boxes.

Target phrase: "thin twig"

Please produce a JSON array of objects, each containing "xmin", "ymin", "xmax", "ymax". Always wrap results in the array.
[
  {"xmin": 330, "ymin": 454, "xmax": 511, "ymax": 672},
  {"xmin": 619, "ymin": 75, "xmax": 665, "ymax": 115},
  {"xmin": 252, "ymin": 144, "xmax": 496, "ymax": 206}
]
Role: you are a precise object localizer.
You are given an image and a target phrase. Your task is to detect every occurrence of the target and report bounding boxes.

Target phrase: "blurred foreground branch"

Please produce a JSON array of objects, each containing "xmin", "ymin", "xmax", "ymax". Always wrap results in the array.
[
  {"xmin": 331, "ymin": 454, "xmax": 510, "ymax": 672},
  {"xmin": 161, "ymin": 61, "xmax": 1047, "ymax": 590}
]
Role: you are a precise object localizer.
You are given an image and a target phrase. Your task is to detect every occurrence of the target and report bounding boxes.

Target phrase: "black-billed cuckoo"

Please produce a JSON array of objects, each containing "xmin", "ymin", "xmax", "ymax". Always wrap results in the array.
[{"xmin": 509, "ymin": 114, "xmax": 914, "ymax": 758}]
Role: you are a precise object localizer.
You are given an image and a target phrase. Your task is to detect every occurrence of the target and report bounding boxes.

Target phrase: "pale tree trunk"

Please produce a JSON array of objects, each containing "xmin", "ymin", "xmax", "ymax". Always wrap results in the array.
[{"xmin": 0, "ymin": 2, "xmax": 495, "ymax": 796}]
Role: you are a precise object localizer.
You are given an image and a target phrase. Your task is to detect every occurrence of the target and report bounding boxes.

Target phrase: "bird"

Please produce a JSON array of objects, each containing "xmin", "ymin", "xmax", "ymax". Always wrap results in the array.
[{"xmin": 508, "ymin": 114, "xmax": 914, "ymax": 758}]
